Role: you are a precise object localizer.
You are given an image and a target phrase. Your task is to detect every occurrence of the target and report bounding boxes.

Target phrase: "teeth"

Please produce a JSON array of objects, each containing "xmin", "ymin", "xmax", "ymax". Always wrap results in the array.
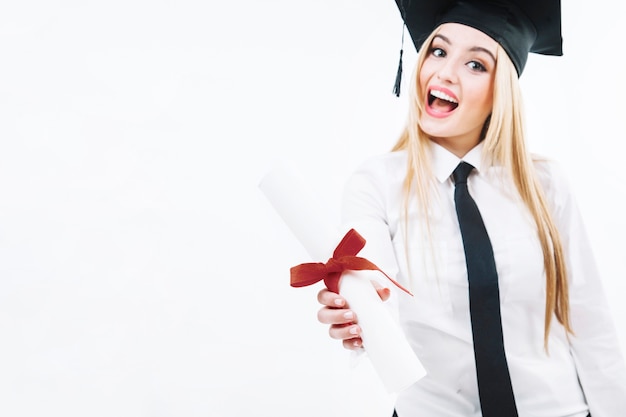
[{"xmin": 430, "ymin": 90, "xmax": 458, "ymax": 103}]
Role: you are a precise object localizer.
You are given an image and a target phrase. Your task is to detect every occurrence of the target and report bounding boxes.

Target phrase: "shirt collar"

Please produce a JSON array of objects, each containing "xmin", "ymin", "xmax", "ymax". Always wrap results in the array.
[{"xmin": 431, "ymin": 141, "xmax": 485, "ymax": 184}]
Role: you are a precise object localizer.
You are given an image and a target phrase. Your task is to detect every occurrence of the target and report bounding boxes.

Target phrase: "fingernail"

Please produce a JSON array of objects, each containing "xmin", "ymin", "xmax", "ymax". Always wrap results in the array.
[
  {"xmin": 343, "ymin": 311, "xmax": 353, "ymax": 320},
  {"xmin": 353, "ymin": 340, "xmax": 361, "ymax": 348},
  {"xmin": 334, "ymin": 298, "xmax": 344, "ymax": 307},
  {"xmin": 349, "ymin": 326, "xmax": 359, "ymax": 335}
]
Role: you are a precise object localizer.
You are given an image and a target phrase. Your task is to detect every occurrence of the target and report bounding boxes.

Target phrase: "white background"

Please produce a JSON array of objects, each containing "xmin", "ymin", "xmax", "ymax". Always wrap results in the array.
[{"xmin": 0, "ymin": 1, "xmax": 624, "ymax": 416}]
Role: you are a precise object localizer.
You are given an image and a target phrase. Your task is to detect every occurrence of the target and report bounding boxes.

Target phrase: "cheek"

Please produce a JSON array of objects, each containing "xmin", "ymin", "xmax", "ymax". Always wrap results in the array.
[
  {"xmin": 418, "ymin": 63, "xmax": 433, "ymax": 95},
  {"xmin": 417, "ymin": 74, "xmax": 427, "ymax": 97},
  {"xmin": 468, "ymin": 84, "xmax": 493, "ymax": 116}
]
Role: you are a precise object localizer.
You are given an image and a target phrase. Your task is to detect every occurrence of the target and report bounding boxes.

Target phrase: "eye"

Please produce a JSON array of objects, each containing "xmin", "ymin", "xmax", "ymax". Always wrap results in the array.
[
  {"xmin": 466, "ymin": 60, "xmax": 487, "ymax": 72},
  {"xmin": 430, "ymin": 47, "xmax": 446, "ymax": 58}
]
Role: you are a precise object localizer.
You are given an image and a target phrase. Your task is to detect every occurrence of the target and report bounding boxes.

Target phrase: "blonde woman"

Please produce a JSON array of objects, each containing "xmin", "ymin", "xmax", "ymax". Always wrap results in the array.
[{"xmin": 316, "ymin": 1, "xmax": 626, "ymax": 416}]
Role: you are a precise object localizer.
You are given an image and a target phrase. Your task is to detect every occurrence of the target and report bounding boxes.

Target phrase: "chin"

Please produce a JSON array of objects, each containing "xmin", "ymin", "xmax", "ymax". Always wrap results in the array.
[{"xmin": 419, "ymin": 118, "xmax": 454, "ymax": 139}]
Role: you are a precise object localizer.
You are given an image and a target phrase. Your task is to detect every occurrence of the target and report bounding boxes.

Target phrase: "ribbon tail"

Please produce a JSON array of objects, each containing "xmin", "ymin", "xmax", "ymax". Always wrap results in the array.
[
  {"xmin": 336, "ymin": 256, "xmax": 413, "ymax": 296},
  {"xmin": 376, "ymin": 269, "xmax": 413, "ymax": 296},
  {"xmin": 289, "ymin": 262, "xmax": 327, "ymax": 288}
]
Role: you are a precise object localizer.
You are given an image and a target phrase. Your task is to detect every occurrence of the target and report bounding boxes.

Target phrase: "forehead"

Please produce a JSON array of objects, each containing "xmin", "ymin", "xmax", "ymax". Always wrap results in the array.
[{"xmin": 433, "ymin": 23, "xmax": 499, "ymax": 55}]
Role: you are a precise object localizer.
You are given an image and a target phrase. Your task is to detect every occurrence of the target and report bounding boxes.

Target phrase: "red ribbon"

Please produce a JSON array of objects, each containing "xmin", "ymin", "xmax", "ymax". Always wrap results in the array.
[{"xmin": 290, "ymin": 228, "xmax": 413, "ymax": 295}]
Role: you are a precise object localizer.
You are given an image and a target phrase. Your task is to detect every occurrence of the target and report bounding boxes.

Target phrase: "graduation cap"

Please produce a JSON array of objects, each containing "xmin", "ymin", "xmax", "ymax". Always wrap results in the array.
[{"xmin": 392, "ymin": 0, "xmax": 563, "ymax": 95}]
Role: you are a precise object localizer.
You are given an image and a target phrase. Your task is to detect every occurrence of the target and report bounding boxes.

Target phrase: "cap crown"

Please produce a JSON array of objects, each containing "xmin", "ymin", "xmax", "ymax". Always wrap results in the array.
[{"xmin": 395, "ymin": 0, "xmax": 563, "ymax": 75}]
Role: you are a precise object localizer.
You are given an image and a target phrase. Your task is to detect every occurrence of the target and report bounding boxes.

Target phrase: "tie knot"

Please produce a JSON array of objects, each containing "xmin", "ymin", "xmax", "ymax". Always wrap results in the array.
[{"xmin": 452, "ymin": 161, "xmax": 475, "ymax": 185}]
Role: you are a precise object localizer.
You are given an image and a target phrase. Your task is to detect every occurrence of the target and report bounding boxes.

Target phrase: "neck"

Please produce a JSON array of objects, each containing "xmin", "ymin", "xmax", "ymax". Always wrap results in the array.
[{"xmin": 429, "ymin": 135, "xmax": 480, "ymax": 158}]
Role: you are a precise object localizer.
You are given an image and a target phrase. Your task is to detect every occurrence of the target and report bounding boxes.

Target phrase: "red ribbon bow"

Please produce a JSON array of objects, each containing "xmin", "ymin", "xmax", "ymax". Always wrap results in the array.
[{"xmin": 290, "ymin": 228, "xmax": 412, "ymax": 295}]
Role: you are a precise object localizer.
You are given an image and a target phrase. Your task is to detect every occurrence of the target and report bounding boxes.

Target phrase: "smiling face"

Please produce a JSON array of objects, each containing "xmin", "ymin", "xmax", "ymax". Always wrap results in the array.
[{"xmin": 418, "ymin": 23, "xmax": 498, "ymax": 157}]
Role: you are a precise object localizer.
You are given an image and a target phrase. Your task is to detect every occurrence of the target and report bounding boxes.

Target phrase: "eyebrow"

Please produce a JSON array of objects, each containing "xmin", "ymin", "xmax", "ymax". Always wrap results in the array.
[{"xmin": 433, "ymin": 34, "xmax": 497, "ymax": 64}]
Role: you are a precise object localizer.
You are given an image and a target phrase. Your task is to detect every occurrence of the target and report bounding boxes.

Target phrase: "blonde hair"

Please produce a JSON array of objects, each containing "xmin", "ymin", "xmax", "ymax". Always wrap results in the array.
[{"xmin": 392, "ymin": 29, "xmax": 572, "ymax": 348}]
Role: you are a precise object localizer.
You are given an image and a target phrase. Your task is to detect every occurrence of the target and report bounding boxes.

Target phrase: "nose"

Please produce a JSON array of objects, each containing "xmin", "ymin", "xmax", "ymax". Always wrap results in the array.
[{"xmin": 435, "ymin": 59, "xmax": 458, "ymax": 84}]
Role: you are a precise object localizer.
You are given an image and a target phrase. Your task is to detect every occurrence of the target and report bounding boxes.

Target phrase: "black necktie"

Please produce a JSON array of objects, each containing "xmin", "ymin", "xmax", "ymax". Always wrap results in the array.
[{"xmin": 452, "ymin": 162, "xmax": 518, "ymax": 417}]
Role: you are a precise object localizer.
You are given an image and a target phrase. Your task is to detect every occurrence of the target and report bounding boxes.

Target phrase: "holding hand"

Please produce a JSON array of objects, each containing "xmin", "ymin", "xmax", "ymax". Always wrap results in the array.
[{"xmin": 316, "ymin": 283, "xmax": 391, "ymax": 350}]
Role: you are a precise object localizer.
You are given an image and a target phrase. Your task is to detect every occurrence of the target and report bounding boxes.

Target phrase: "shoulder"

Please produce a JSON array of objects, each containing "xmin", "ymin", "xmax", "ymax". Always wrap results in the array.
[
  {"xmin": 531, "ymin": 154, "xmax": 576, "ymax": 214},
  {"xmin": 532, "ymin": 154, "xmax": 570, "ymax": 189},
  {"xmin": 342, "ymin": 150, "xmax": 407, "ymax": 213},
  {"xmin": 348, "ymin": 151, "xmax": 407, "ymax": 185}
]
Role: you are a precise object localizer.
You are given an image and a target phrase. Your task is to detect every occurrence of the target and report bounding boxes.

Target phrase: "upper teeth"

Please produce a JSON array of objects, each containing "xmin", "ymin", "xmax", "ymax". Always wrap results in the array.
[{"xmin": 431, "ymin": 90, "xmax": 458, "ymax": 103}]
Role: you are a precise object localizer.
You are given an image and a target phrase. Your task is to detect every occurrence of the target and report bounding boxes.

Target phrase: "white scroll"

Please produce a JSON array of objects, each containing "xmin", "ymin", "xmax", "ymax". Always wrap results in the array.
[{"xmin": 258, "ymin": 161, "xmax": 426, "ymax": 394}]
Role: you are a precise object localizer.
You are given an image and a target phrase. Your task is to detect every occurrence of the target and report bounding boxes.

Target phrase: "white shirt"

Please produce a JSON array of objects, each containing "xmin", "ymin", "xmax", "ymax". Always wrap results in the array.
[{"xmin": 340, "ymin": 142, "xmax": 626, "ymax": 417}]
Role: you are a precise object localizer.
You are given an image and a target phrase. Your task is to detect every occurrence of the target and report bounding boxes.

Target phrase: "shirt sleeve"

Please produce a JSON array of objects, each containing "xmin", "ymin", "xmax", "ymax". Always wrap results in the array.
[
  {"xmin": 540, "ymin": 160, "xmax": 626, "ymax": 416},
  {"xmin": 340, "ymin": 158, "xmax": 403, "ymax": 319}
]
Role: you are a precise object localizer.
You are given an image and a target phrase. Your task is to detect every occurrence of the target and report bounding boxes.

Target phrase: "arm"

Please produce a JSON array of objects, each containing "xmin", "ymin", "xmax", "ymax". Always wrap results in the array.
[
  {"xmin": 317, "ymin": 156, "xmax": 404, "ymax": 351},
  {"xmin": 544, "ymin": 162, "xmax": 626, "ymax": 416}
]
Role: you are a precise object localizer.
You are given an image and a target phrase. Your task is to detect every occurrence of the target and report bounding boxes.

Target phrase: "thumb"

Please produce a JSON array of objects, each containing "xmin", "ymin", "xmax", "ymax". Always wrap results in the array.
[{"xmin": 371, "ymin": 280, "xmax": 391, "ymax": 302}]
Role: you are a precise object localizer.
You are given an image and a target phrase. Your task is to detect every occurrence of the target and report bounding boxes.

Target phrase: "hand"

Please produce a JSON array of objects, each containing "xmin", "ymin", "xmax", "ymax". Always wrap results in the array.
[{"xmin": 316, "ymin": 282, "xmax": 391, "ymax": 350}]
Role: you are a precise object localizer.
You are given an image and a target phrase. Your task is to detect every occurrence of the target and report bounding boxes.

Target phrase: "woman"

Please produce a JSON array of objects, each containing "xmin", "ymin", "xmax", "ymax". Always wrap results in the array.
[{"xmin": 316, "ymin": 1, "xmax": 626, "ymax": 416}]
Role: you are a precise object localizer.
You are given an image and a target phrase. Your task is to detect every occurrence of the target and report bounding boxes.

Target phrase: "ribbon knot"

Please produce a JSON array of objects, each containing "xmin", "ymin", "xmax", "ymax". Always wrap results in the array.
[
  {"xmin": 324, "ymin": 257, "xmax": 344, "ymax": 273},
  {"xmin": 290, "ymin": 228, "xmax": 412, "ymax": 295}
]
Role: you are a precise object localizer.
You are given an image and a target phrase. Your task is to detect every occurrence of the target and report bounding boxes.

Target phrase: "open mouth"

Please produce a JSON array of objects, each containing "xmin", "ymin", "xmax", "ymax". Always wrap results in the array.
[{"xmin": 428, "ymin": 89, "xmax": 459, "ymax": 112}]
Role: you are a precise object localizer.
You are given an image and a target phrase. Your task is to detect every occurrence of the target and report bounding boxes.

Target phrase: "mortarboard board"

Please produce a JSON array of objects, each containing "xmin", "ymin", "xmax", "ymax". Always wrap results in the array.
[{"xmin": 393, "ymin": 0, "xmax": 563, "ymax": 77}]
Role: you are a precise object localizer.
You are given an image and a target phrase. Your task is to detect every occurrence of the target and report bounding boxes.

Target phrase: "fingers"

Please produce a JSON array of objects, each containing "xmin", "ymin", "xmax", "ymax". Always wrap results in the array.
[
  {"xmin": 317, "ymin": 289, "xmax": 357, "ymax": 326},
  {"xmin": 317, "ymin": 288, "xmax": 362, "ymax": 350},
  {"xmin": 316, "ymin": 285, "xmax": 390, "ymax": 352},
  {"xmin": 317, "ymin": 304, "xmax": 357, "ymax": 325},
  {"xmin": 317, "ymin": 288, "xmax": 346, "ymax": 308},
  {"xmin": 318, "ymin": 284, "xmax": 391, "ymax": 306},
  {"xmin": 343, "ymin": 337, "xmax": 363, "ymax": 350},
  {"xmin": 329, "ymin": 322, "xmax": 361, "ymax": 341}
]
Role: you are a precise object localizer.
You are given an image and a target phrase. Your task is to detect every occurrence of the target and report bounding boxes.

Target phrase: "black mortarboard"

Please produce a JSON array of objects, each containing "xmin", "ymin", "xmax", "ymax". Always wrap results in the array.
[{"xmin": 394, "ymin": 0, "xmax": 563, "ymax": 76}]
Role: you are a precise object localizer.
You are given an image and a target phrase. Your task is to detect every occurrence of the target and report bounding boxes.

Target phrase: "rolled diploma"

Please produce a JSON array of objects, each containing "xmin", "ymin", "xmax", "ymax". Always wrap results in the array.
[{"xmin": 259, "ymin": 161, "xmax": 426, "ymax": 393}]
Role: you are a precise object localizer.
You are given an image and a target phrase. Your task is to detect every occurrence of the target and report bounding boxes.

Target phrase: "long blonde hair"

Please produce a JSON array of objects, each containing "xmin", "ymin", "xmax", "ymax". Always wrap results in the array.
[{"xmin": 392, "ymin": 29, "xmax": 572, "ymax": 348}]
